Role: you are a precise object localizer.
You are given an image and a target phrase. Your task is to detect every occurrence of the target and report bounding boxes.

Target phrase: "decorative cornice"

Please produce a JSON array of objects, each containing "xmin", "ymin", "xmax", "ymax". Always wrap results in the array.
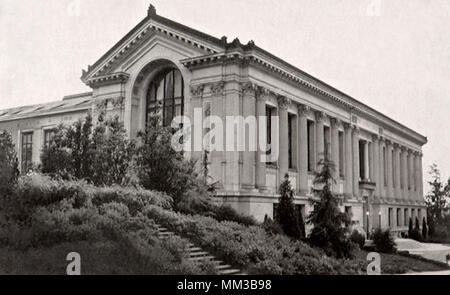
[
  {"xmin": 277, "ymin": 96, "xmax": 290, "ymax": 110},
  {"xmin": 190, "ymin": 84, "xmax": 204, "ymax": 97},
  {"xmin": 182, "ymin": 51, "xmax": 427, "ymax": 146},
  {"xmin": 297, "ymin": 104, "xmax": 310, "ymax": 117},
  {"xmin": 343, "ymin": 122, "xmax": 352, "ymax": 130},
  {"xmin": 330, "ymin": 117, "xmax": 341, "ymax": 128},
  {"xmin": 210, "ymin": 81, "xmax": 226, "ymax": 96},
  {"xmin": 85, "ymin": 72, "xmax": 130, "ymax": 88},
  {"xmin": 315, "ymin": 111, "xmax": 326, "ymax": 123},
  {"xmin": 241, "ymin": 82, "xmax": 258, "ymax": 96}
]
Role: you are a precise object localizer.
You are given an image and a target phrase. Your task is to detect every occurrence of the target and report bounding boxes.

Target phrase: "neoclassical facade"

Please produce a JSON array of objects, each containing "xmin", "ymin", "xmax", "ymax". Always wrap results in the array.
[{"xmin": 0, "ymin": 5, "xmax": 427, "ymax": 235}]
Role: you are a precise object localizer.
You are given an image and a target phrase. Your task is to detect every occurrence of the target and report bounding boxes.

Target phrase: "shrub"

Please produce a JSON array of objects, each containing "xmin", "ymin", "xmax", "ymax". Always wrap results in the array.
[
  {"xmin": 212, "ymin": 205, "xmax": 256, "ymax": 226},
  {"xmin": 350, "ymin": 230, "xmax": 366, "ymax": 249},
  {"xmin": 0, "ymin": 131, "xmax": 19, "ymax": 196},
  {"xmin": 372, "ymin": 228, "xmax": 396, "ymax": 253},
  {"xmin": 0, "ymin": 176, "xmax": 210, "ymax": 275},
  {"xmin": 262, "ymin": 216, "xmax": 283, "ymax": 236},
  {"xmin": 143, "ymin": 205, "xmax": 362, "ymax": 275},
  {"xmin": 135, "ymin": 113, "xmax": 207, "ymax": 209},
  {"xmin": 41, "ymin": 114, "xmax": 136, "ymax": 186},
  {"xmin": 277, "ymin": 174, "xmax": 302, "ymax": 239}
]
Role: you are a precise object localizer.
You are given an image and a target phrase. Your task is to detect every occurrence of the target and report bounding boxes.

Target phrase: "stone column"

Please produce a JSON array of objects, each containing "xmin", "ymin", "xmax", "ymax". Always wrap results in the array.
[
  {"xmin": 401, "ymin": 147, "xmax": 408, "ymax": 202},
  {"xmin": 372, "ymin": 135, "xmax": 380, "ymax": 197},
  {"xmin": 417, "ymin": 152, "xmax": 424, "ymax": 204},
  {"xmin": 408, "ymin": 149, "xmax": 414, "ymax": 203},
  {"xmin": 278, "ymin": 96, "xmax": 290, "ymax": 180},
  {"xmin": 344, "ymin": 123, "xmax": 353, "ymax": 198},
  {"xmin": 297, "ymin": 104, "xmax": 309, "ymax": 195},
  {"xmin": 394, "ymin": 143, "xmax": 402, "ymax": 201},
  {"xmin": 241, "ymin": 83, "xmax": 257, "ymax": 190},
  {"xmin": 352, "ymin": 127, "xmax": 360, "ymax": 197},
  {"xmin": 364, "ymin": 141, "xmax": 370, "ymax": 180},
  {"xmin": 386, "ymin": 140, "xmax": 394, "ymax": 200},
  {"xmin": 255, "ymin": 88, "xmax": 268, "ymax": 191},
  {"xmin": 330, "ymin": 118, "xmax": 340, "ymax": 193},
  {"xmin": 315, "ymin": 111, "xmax": 325, "ymax": 170},
  {"xmin": 379, "ymin": 138, "xmax": 385, "ymax": 199}
]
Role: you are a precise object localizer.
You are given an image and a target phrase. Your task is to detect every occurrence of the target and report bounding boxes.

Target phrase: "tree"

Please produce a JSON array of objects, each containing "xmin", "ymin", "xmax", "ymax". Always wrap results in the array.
[
  {"xmin": 422, "ymin": 217, "xmax": 428, "ymax": 239},
  {"xmin": 0, "ymin": 131, "xmax": 19, "ymax": 196},
  {"xmin": 426, "ymin": 164, "xmax": 449, "ymax": 237},
  {"xmin": 414, "ymin": 217, "xmax": 423, "ymax": 241},
  {"xmin": 90, "ymin": 115, "xmax": 136, "ymax": 185},
  {"xmin": 276, "ymin": 174, "xmax": 302, "ymax": 239},
  {"xmin": 408, "ymin": 218, "xmax": 413, "ymax": 238},
  {"xmin": 135, "ymin": 112, "xmax": 207, "ymax": 210},
  {"xmin": 307, "ymin": 155, "xmax": 352, "ymax": 258}
]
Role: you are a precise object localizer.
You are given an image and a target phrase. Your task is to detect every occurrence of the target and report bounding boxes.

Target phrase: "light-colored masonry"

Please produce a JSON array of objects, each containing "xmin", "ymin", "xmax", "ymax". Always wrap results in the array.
[{"xmin": 0, "ymin": 5, "xmax": 427, "ymax": 236}]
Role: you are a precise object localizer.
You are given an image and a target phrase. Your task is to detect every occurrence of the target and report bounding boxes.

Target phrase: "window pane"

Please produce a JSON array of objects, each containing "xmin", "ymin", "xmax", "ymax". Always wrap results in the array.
[
  {"xmin": 174, "ymin": 70, "xmax": 182, "ymax": 97},
  {"xmin": 157, "ymin": 79, "xmax": 164, "ymax": 101},
  {"xmin": 165, "ymin": 72, "xmax": 174, "ymax": 99}
]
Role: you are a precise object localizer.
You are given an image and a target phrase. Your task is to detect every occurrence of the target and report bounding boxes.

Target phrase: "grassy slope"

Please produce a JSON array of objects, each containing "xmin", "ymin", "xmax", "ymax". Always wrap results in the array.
[
  {"xmin": 0, "ymin": 241, "xmax": 148, "ymax": 275},
  {"xmin": 353, "ymin": 249, "xmax": 450, "ymax": 274}
]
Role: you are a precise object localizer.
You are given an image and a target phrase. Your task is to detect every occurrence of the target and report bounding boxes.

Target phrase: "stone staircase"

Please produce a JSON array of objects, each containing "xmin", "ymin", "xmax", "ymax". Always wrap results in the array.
[{"xmin": 156, "ymin": 225, "xmax": 244, "ymax": 275}]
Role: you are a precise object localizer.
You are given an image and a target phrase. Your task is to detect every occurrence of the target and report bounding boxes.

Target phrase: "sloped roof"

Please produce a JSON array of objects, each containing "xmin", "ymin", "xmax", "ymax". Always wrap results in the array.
[{"xmin": 0, "ymin": 93, "xmax": 93, "ymax": 123}]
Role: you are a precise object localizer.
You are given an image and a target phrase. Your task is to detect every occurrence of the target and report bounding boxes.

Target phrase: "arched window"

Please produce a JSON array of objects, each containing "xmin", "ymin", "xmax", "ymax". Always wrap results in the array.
[{"xmin": 146, "ymin": 68, "xmax": 184, "ymax": 126}]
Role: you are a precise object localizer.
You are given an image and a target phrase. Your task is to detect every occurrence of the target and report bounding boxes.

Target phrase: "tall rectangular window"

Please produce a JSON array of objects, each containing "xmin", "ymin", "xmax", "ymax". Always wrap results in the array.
[
  {"xmin": 43, "ymin": 129, "xmax": 55, "ymax": 148},
  {"xmin": 324, "ymin": 126, "xmax": 330, "ymax": 157},
  {"xmin": 383, "ymin": 147, "xmax": 387, "ymax": 186},
  {"xmin": 404, "ymin": 209, "xmax": 408, "ymax": 226},
  {"xmin": 397, "ymin": 208, "xmax": 401, "ymax": 226},
  {"xmin": 288, "ymin": 114, "xmax": 296, "ymax": 169},
  {"xmin": 388, "ymin": 208, "xmax": 393, "ymax": 227},
  {"xmin": 266, "ymin": 106, "xmax": 276, "ymax": 165},
  {"xmin": 307, "ymin": 120, "xmax": 315, "ymax": 172},
  {"xmin": 359, "ymin": 141, "xmax": 365, "ymax": 180},
  {"xmin": 21, "ymin": 132, "xmax": 33, "ymax": 172},
  {"xmin": 338, "ymin": 131, "xmax": 344, "ymax": 177}
]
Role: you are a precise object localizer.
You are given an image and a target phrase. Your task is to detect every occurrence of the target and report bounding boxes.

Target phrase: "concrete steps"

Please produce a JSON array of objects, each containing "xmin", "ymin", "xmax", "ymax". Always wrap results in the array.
[{"xmin": 155, "ymin": 225, "xmax": 245, "ymax": 275}]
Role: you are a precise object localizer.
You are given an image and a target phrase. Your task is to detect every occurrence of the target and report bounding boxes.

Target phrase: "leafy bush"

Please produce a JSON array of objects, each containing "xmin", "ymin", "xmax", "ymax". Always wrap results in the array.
[
  {"xmin": 143, "ymin": 205, "xmax": 363, "ymax": 275},
  {"xmin": 0, "ymin": 131, "xmax": 19, "ymax": 196},
  {"xmin": 262, "ymin": 216, "xmax": 283, "ymax": 236},
  {"xmin": 0, "ymin": 175, "xmax": 211, "ymax": 275},
  {"xmin": 372, "ymin": 228, "xmax": 396, "ymax": 254},
  {"xmin": 350, "ymin": 230, "xmax": 366, "ymax": 249},
  {"xmin": 212, "ymin": 205, "xmax": 256, "ymax": 226},
  {"xmin": 41, "ymin": 114, "xmax": 136, "ymax": 186}
]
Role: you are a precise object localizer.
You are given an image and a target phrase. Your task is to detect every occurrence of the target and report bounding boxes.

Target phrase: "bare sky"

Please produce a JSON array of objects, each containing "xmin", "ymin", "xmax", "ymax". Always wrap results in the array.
[{"xmin": 0, "ymin": 0, "xmax": 449, "ymax": 191}]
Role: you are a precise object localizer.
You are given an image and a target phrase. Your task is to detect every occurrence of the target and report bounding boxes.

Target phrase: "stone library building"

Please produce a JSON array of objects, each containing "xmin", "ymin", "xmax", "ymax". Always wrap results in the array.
[{"xmin": 0, "ymin": 5, "xmax": 427, "ymax": 236}]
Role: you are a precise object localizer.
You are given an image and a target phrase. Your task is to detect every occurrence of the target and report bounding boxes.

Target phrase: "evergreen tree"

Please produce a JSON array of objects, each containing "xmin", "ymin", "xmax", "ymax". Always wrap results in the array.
[
  {"xmin": 422, "ymin": 217, "xmax": 428, "ymax": 239},
  {"xmin": 277, "ymin": 174, "xmax": 302, "ymax": 239},
  {"xmin": 307, "ymin": 155, "xmax": 352, "ymax": 258},
  {"xmin": 414, "ymin": 217, "xmax": 422, "ymax": 241},
  {"xmin": 408, "ymin": 218, "xmax": 414, "ymax": 238}
]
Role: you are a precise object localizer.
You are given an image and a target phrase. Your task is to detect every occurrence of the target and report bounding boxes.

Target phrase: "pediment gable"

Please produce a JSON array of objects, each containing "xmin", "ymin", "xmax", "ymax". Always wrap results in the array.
[{"xmin": 81, "ymin": 9, "xmax": 226, "ymax": 85}]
